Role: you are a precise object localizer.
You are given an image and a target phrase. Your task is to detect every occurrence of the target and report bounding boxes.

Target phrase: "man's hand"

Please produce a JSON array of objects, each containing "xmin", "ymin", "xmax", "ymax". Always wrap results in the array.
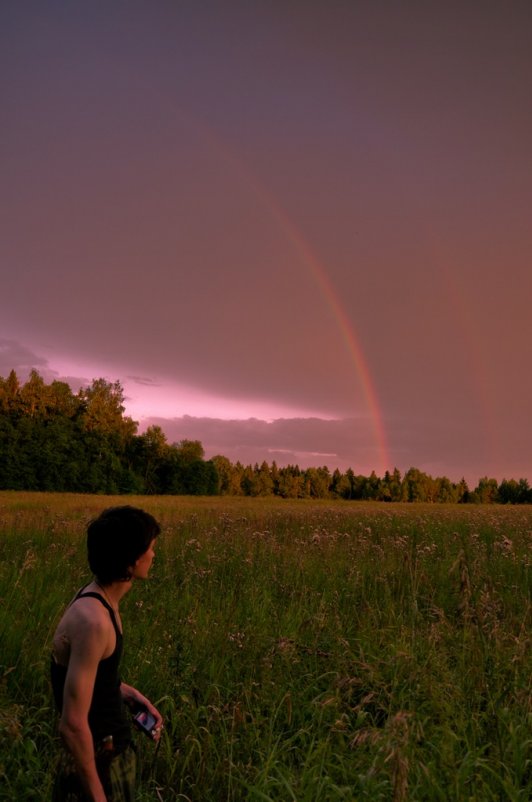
[{"xmin": 121, "ymin": 682, "xmax": 164, "ymax": 741}]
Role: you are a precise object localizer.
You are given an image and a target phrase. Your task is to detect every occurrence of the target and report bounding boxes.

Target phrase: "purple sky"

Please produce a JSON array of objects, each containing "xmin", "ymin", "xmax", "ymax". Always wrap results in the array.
[{"xmin": 1, "ymin": 1, "xmax": 531, "ymax": 486}]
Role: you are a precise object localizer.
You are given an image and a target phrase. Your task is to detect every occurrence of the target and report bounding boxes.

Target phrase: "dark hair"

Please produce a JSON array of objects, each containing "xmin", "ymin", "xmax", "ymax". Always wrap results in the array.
[{"xmin": 87, "ymin": 506, "xmax": 160, "ymax": 584}]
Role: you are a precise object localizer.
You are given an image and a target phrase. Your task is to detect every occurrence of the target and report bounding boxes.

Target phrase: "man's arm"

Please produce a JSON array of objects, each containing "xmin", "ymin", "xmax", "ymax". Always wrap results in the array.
[{"xmin": 59, "ymin": 611, "xmax": 109, "ymax": 802}]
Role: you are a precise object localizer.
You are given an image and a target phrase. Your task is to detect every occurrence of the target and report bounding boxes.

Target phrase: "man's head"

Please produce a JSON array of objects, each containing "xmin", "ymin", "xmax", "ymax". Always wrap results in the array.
[{"xmin": 87, "ymin": 506, "xmax": 161, "ymax": 584}]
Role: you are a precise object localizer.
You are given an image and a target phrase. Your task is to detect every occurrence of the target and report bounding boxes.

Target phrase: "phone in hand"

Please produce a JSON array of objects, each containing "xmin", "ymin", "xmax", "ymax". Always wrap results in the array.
[{"xmin": 133, "ymin": 709, "xmax": 158, "ymax": 738}]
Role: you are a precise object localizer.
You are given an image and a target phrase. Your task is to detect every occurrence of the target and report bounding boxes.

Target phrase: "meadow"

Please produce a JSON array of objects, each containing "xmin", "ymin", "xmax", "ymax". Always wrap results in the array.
[{"xmin": 0, "ymin": 492, "xmax": 530, "ymax": 801}]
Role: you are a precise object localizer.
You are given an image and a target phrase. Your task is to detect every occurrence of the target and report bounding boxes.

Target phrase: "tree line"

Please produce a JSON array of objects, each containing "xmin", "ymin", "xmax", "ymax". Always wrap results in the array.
[{"xmin": 0, "ymin": 370, "xmax": 530, "ymax": 503}]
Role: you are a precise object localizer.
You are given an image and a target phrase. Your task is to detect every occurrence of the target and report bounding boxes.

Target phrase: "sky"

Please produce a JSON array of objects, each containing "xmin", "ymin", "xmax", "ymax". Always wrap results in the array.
[{"xmin": 1, "ymin": 0, "xmax": 531, "ymax": 486}]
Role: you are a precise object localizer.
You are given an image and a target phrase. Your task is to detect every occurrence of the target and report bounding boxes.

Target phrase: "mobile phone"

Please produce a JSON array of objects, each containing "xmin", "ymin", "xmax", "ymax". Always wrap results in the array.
[{"xmin": 133, "ymin": 709, "xmax": 157, "ymax": 737}]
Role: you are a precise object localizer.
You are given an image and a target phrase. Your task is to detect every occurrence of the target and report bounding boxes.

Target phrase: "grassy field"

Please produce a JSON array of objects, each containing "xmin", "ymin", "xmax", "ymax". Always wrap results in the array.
[{"xmin": 0, "ymin": 492, "xmax": 530, "ymax": 801}]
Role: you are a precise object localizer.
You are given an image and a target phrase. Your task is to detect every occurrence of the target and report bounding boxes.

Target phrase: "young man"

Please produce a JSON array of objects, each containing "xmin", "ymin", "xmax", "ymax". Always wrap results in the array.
[{"xmin": 51, "ymin": 506, "xmax": 163, "ymax": 802}]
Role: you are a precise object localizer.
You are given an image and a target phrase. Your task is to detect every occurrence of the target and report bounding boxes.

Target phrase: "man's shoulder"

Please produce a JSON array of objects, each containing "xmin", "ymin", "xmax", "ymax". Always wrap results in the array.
[
  {"xmin": 65, "ymin": 595, "xmax": 112, "ymax": 636},
  {"xmin": 64, "ymin": 598, "xmax": 115, "ymax": 664}
]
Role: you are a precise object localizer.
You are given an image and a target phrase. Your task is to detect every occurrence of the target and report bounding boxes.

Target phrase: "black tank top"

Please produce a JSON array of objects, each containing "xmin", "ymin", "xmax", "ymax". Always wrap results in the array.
[{"xmin": 51, "ymin": 587, "xmax": 131, "ymax": 748}]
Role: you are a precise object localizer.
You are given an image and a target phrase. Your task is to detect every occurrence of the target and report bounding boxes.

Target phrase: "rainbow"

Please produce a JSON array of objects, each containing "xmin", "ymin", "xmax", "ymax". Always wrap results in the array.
[
  {"xmin": 152, "ymin": 100, "xmax": 391, "ymax": 474},
  {"xmin": 437, "ymin": 256, "xmax": 499, "ymax": 473},
  {"xmin": 258, "ymin": 201, "xmax": 391, "ymax": 475}
]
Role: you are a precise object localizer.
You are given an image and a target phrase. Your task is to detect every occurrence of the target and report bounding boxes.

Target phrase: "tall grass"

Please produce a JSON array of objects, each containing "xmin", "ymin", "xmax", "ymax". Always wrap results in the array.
[{"xmin": 0, "ymin": 492, "xmax": 530, "ymax": 800}]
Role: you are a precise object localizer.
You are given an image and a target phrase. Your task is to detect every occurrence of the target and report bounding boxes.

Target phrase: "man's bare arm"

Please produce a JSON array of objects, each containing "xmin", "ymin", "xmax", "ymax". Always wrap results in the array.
[{"xmin": 59, "ymin": 608, "xmax": 109, "ymax": 802}]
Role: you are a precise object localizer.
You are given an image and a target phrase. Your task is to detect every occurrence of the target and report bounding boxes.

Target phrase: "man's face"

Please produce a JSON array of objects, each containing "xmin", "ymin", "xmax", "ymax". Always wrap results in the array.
[{"xmin": 132, "ymin": 538, "xmax": 156, "ymax": 580}]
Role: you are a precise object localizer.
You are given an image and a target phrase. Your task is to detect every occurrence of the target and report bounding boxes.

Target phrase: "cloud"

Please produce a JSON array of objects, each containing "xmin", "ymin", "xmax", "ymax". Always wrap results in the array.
[
  {"xmin": 0, "ymin": 338, "xmax": 89, "ymax": 390},
  {"xmin": 0, "ymin": 338, "xmax": 49, "ymax": 377},
  {"xmin": 127, "ymin": 375, "xmax": 163, "ymax": 387},
  {"xmin": 140, "ymin": 415, "xmax": 381, "ymax": 473},
  {"xmin": 140, "ymin": 412, "xmax": 528, "ymax": 486},
  {"xmin": 1, "ymin": 336, "xmax": 529, "ymax": 484}
]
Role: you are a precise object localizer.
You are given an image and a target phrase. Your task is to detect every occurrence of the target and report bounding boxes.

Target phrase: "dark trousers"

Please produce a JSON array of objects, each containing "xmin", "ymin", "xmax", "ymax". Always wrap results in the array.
[{"xmin": 52, "ymin": 744, "xmax": 136, "ymax": 802}]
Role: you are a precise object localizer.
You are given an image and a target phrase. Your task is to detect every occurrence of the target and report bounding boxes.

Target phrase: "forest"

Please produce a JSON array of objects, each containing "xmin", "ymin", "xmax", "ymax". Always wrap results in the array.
[{"xmin": 0, "ymin": 370, "xmax": 530, "ymax": 503}]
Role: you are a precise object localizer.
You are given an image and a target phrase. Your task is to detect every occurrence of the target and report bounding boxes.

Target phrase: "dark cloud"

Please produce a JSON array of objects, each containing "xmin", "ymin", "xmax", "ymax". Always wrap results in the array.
[
  {"xmin": 0, "ymin": 338, "xmax": 48, "ymax": 378},
  {"xmin": 127, "ymin": 376, "xmax": 162, "ymax": 387},
  {"xmin": 140, "ymin": 412, "xmax": 530, "ymax": 486},
  {"xmin": 142, "ymin": 415, "xmax": 403, "ymax": 476},
  {"xmin": 1, "ymin": 330, "xmax": 529, "ymax": 483},
  {"xmin": 0, "ymin": 338, "xmax": 89, "ymax": 390}
]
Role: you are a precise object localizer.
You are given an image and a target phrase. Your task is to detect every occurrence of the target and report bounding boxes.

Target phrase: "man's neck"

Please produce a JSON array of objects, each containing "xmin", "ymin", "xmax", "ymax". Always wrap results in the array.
[{"xmin": 93, "ymin": 578, "xmax": 131, "ymax": 610}]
